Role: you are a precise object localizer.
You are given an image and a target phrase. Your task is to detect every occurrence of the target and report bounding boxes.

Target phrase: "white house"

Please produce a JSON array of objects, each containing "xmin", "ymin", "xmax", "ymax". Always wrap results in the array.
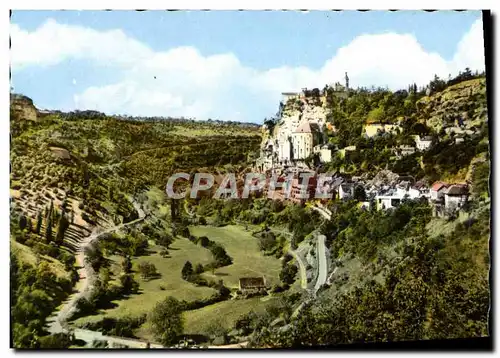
[
  {"xmin": 375, "ymin": 185, "xmax": 411, "ymax": 210},
  {"xmin": 414, "ymin": 135, "xmax": 433, "ymax": 151},
  {"xmin": 444, "ymin": 184, "xmax": 469, "ymax": 209},
  {"xmin": 313, "ymin": 144, "xmax": 332, "ymax": 163},
  {"xmin": 409, "ymin": 181, "xmax": 430, "ymax": 199},
  {"xmin": 291, "ymin": 121, "xmax": 322, "ymax": 160},
  {"xmin": 281, "ymin": 92, "xmax": 300, "ymax": 102},
  {"xmin": 430, "ymin": 182, "xmax": 448, "ymax": 202},
  {"xmin": 338, "ymin": 183, "xmax": 354, "ymax": 200},
  {"xmin": 394, "ymin": 145, "xmax": 416, "ymax": 158}
]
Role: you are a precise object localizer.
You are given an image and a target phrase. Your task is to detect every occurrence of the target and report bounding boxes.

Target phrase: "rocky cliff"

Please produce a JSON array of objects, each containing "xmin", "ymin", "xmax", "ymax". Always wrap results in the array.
[
  {"xmin": 10, "ymin": 94, "xmax": 38, "ymax": 121},
  {"xmin": 416, "ymin": 78, "xmax": 487, "ymax": 133}
]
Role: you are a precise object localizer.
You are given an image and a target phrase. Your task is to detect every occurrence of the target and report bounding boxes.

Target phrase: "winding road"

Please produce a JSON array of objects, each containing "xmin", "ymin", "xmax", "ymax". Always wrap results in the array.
[
  {"xmin": 310, "ymin": 205, "xmax": 332, "ymax": 220},
  {"xmin": 46, "ymin": 201, "xmax": 146, "ymax": 341},
  {"xmin": 291, "ymin": 206, "xmax": 331, "ymax": 317},
  {"xmin": 313, "ymin": 235, "xmax": 327, "ymax": 294}
]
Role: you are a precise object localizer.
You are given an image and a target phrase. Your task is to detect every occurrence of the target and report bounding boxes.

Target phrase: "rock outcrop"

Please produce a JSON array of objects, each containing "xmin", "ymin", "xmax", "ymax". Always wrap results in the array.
[
  {"xmin": 10, "ymin": 93, "xmax": 38, "ymax": 121},
  {"xmin": 416, "ymin": 78, "xmax": 487, "ymax": 133}
]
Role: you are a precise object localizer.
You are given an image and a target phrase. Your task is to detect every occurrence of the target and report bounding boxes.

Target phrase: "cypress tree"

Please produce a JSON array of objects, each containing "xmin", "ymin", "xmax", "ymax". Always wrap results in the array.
[
  {"xmin": 18, "ymin": 214, "xmax": 27, "ymax": 231},
  {"xmin": 55, "ymin": 213, "xmax": 69, "ymax": 246},
  {"xmin": 36, "ymin": 212, "xmax": 43, "ymax": 234},
  {"xmin": 45, "ymin": 217, "xmax": 53, "ymax": 243},
  {"xmin": 181, "ymin": 261, "xmax": 193, "ymax": 280},
  {"xmin": 27, "ymin": 218, "xmax": 33, "ymax": 232}
]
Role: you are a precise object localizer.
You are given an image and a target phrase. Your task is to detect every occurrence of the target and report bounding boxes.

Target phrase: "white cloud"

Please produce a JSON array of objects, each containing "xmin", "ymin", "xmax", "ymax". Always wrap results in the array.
[
  {"xmin": 10, "ymin": 19, "xmax": 153, "ymax": 69},
  {"xmin": 11, "ymin": 17, "xmax": 485, "ymax": 122},
  {"xmin": 451, "ymin": 18, "xmax": 485, "ymax": 74},
  {"xmin": 319, "ymin": 33, "xmax": 451, "ymax": 89}
]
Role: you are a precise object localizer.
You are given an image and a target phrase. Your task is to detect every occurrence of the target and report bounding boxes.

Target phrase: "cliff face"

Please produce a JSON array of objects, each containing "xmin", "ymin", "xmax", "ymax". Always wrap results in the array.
[
  {"xmin": 416, "ymin": 78, "xmax": 488, "ymax": 133},
  {"xmin": 280, "ymin": 96, "xmax": 328, "ymax": 127},
  {"xmin": 10, "ymin": 94, "xmax": 38, "ymax": 121}
]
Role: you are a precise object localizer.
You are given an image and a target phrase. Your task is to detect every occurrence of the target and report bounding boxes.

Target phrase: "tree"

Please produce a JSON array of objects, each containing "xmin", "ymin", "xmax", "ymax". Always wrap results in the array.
[
  {"xmin": 205, "ymin": 318, "xmax": 228, "ymax": 344},
  {"xmin": 353, "ymin": 185, "xmax": 367, "ymax": 202},
  {"xmin": 120, "ymin": 273, "xmax": 138, "ymax": 293},
  {"xmin": 198, "ymin": 236, "xmax": 210, "ymax": 247},
  {"xmin": 205, "ymin": 261, "xmax": 217, "ymax": 275},
  {"xmin": 210, "ymin": 244, "xmax": 232, "ymax": 267},
  {"xmin": 158, "ymin": 233, "xmax": 173, "ymax": 249},
  {"xmin": 259, "ymin": 233, "xmax": 276, "ymax": 252},
  {"xmin": 194, "ymin": 263, "xmax": 204, "ymax": 274},
  {"xmin": 367, "ymin": 106, "xmax": 385, "ymax": 124},
  {"xmin": 160, "ymin": 249, "xmax": 169, "ymax": 257},
  {"xmin": 280, "ymin": 263, "xmax": 298, "ymax": 285},
  {"xmin": 148, "ymin": 297, "xmax": 184, "ymax": 346},
  {"xmin": 58, "ymin": 251, "xmax": 76, "ymax": 271},
  {"xmin": 18, "ymin": 214, "xmax": 27, "ymax": 231},
  {"xmin": 55, "ymin": 213, "xmax": 69, "ymax": 246},
  {"xmin": 121, "ymin": 256, "xmax": 132, "ymax": 274},
  {"xmin": 38, "ymin": 333, "xmax": 72, "ymax": 348},
  {"xmin": 45, "ymin": 217, "xmax": 53, "ymax": 243},
  {"xmin": 35, "ymin": 212, "xmax": 43, "ymax": 234},
  {"xmin": 181, "ymin": 261, "xmax": 193, "ymax": 280},
  {"xmin": 84, "ymin": 242, "xmax": 104, "ymax": 272},
  {"xmin": 47, "ymin": 200, "xmax": 54, "ymax": 219},
  {"xmin": 138, "ymin": 262, "xmax": 159, "ymax": 280}
]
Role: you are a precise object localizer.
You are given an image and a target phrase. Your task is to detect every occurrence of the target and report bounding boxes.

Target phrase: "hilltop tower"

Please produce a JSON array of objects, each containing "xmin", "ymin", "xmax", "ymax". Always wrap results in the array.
[{"xmin": 345, "ymin": 72, "xmax": 349, "ymax": 90}]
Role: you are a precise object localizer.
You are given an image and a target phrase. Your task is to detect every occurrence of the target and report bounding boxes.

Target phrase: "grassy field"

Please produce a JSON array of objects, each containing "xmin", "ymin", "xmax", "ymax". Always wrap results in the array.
[
  {"xmin": 183, "ymin": 296, "xmax": 277, "ymax": 335},
  {"xmin": 189, "ymin": 225, "xmax": 282, "ymax": 289},
  {"xmin": 134, "ymin": 296, "xmax": 278, "ymax": 342},
  {"xmin": 73, "ymin": 238, "xmax": 217, "ymax": 326}
]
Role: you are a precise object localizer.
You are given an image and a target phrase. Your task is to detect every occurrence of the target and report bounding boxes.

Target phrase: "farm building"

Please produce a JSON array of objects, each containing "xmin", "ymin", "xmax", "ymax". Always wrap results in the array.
[{"xmin": 239, "ymin": 277, "xmax": 266, "ymax": 292}]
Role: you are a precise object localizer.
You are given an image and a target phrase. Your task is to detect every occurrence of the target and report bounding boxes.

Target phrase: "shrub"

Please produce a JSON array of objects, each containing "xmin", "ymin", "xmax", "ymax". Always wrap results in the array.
[{"xmin": 138, "ymin": 262, "xmax": 159, "ymax": 280}]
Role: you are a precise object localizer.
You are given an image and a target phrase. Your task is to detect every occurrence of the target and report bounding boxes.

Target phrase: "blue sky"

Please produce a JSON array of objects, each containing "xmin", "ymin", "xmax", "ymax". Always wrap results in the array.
[{"xmin": 11, "ymin": 10, "xmax": 485, "ymax": 122}]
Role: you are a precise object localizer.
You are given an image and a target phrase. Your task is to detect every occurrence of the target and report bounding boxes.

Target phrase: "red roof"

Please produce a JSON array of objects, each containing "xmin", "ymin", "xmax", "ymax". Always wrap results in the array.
[{"xmin": 431, "ymin": 181, "xmax": 448, "ymax": 191}]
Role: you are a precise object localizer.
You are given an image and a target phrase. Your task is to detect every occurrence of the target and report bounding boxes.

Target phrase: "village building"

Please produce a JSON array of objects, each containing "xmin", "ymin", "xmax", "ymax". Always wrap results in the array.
[
  {"xmin": 281, "ymin": 92, "xmax": 300, "ymax": 102},
  {"xmin": 313, "ymin": 144, "xmax": 333, "ymax": 163},
  {"xmin": 414, "ymin": 135, "xmax": 433, "ymax": 151},
  {"xmin": 291, "ymin": 121, "xmax": 322, "ymax": 160},
  {"xmin": 409, "ymin": 180, "xmax": 430, "ymax": 199},
  {"xmin": 338, "ymin": 183, "xmax": 354, "ymax": 200},
  {"xmin": 444, "ymin": 184, "xmax": 469, "ymax": 209},
  {"xmin": 289, "ymin": 173, "xmax": 318, "ymax": 203},
  {"xmin": 430, "ymin": 181, "xmax": 448, "ymax": 202},
  {"xmin": 238, "ymin": 277, "xmax": 266, "ymax": 293},
  {"xmin": 375, "ymin": 184, "xmax": 410, "ymax": 210},
  {"xmin": 376, "ymin": 192, "xmax": 402, "ymax": 210},
  {"xmin": 393, "ymin": 145, "xmax": 416, "ymax": 158}
]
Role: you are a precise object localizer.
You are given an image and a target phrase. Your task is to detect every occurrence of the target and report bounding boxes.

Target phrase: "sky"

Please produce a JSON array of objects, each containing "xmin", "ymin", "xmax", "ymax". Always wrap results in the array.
[{"xmin": 10, "ymin": 10, "xmax": 485, "ymax": 123}]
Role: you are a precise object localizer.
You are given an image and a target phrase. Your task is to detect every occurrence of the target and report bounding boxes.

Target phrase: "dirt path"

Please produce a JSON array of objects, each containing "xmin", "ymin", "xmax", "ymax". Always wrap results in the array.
[
  {"xmin": 207, "ymin": 341, "xmax": 249, "ymax": 349},
  {"xmin": 46, "ymin": 201, "xmax": 146, "ymax": 335},
  {"xmin": 71, "ymin": 328, "xmax": 163, "ymax": 348},
  {"xmin": 310, "ymin": 205, "xmax": 332, "ymax": 220},
  {"xmin": 289, "ymin": 249, "xmax": 308, "ymax": 290}
]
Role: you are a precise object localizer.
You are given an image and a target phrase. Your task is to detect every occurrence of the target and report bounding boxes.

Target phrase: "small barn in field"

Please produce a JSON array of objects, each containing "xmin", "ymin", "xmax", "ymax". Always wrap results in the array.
[{"xmin": 239, "ymin": 277, "xmax": 266, "ymax": 292}]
